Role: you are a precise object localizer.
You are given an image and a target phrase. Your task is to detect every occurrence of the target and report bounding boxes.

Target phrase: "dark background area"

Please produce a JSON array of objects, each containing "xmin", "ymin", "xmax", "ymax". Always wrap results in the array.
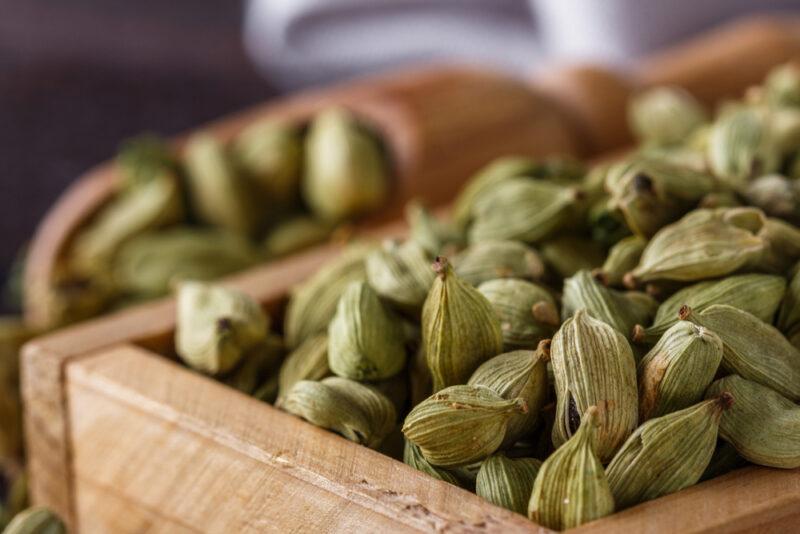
[{"xmin": 0, "ymin": 0, "xmax": 279, "ymax": 307}]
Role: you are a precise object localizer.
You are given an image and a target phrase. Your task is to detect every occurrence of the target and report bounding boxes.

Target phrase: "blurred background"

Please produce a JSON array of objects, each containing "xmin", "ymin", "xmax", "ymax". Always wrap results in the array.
[{"xmin": 2, "ymin": 0, "xmax": 800, "ymax": 311}]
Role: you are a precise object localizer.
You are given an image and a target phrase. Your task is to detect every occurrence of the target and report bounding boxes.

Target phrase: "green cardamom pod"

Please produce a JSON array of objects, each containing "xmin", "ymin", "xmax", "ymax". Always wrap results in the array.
[
  {"xmin": 262, "ymin": 217, "xmax": 334, "ymax": 259},
  {"xmin": 468, "ymin": 178, "xmax": 583, "ymax": 244},
  {"xmin": 706, "ymin": 375, "xmax": 800, "ymax": 469},
  {"xmin": 422, "ymin": 257, "xmax": 503, "ymax": 391},
  {"xmin": 528, "ymin": 406, "xmax": 614, "ymax": 530},
  {"xmin": 638, "ymin": 321, "xmax": 723, "ymax": 421},
  {"xmin": 606, "ymin": 395, "xmax": 731, "ymax": 509},
  {"xmin": 113, "ymin": 228, "xmax": 258, "ymax": 297},
  {"xmin": 588, "ymin": 196, "xmax": 632, "ymax": 247},
  {"xmin": 451, "ymin": 240, "xmax": 545, "ymax": 287},
  {"xmin": 184, "ymin": 132, "xmax": 262, "ymax": 235},
  {"xmin": 405, "ymin": 201, "xmax": 464, "ymax": 257},
  {"xmin": 744, "ymin": 174, "xmax": 800, "ymax": 224},
  {"xmin": 476, "ymin": 454, "xmax": 542, "ymax": 515},
  {"xmin": 222, "ymin": 334, "xmax": 284, "ymax": 396},
  {"xmin": 778, "ymin": 264, "xmax": 800, "ymax": 338},
  {"xmin": 628, "ymin": 86, "xmax": 706, "ymax": 146},
  {"xmin": 708, "ymin": 108, "xmax": 780, "ymax": 190},
  {"xmin": 2, "ymin": 507, "xmax": 66, "ymax": 534},
  {"xmin": 681, "ymin": 304, "xmax": 800, "ymax": 400},
  {"xmin": 635, "ymin": 274, "xmax": 786, "ymax": 344},
  {"xmin": 551, "ymin": 309, "xmax": 638, "ymax": 462},
  {"xmin": 757, "ymin": 217, "xmax": 800, "ymax": 274},
  {"xmin": 175, "ymin": 281, "xmax": 268, "ymax": 375},
  {"xmin": 302, "ymin": 107, "xmax": 388, "ymax": 221},
  {"xmin": 231, "ymin": 119, "xmax": 301, "ymax": 203},
  {"xmin": 402, "ymin": 384, "xmax": 527, "ymax": 467},
  {"xmin": 365, "ymin": 239, "xmax": 435, "ymax": 312},
  {"xmin": 280, "ymin": 376, "xmax": 396, "ymax": 449},
  {"xmin": 764, "ymin": 62, "xmax": 800, "ymax": 107},
  {"xmin": 115, "ymin": 135, "xmax": 177, "ymax": 187},
  {"xmin": 468, "ymin": 343, "xmax": 550, "ymax": 446},
  {"xmin": 698, "ymin": 190, "xmax": 743, "ymax": 209},
  {"xmin": 628, "ymin": 207, "xmax": 768, "ymax": 284},
  {"xmin": 539, "ymin": 236, "xmax": 606, "ymax": 279},
  {"xmin": 284, "ymin": 243, "xmax": 372, "ymax": 348},
  {"xmin": 593, "ymin": 235, "xmax": 646, "ymax": 287},
  {"xmin": 477, "ymin": 279, "xmax": 558, "ymax": 351},
  {"xmin": 327, "ymin": 281, "xmax": 406, "ymax": 381},
  {"xmin": 277, "ymin": 334, "xmax": 330, "ymax": 402},
  {"xmin": 403, "ymin": 440, "xmax": 467, "ymax": 487}
]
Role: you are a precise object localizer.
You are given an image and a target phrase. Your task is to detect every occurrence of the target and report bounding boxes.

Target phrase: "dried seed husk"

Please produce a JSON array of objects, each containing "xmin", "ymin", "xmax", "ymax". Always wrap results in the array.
[
  {"xmin": 365, "ymin": 239, "xmax": 435, "ymax": 312},
  {"xmin": 302, "ymin": 108, "xmax": 388, "ymax": 221},
  {"xmin": 637, "ymin": 321, "xmax": 723, "ymax": 421},
  {"xmin": 744, "ymin": 174, "xmax": 800, "ymax": 224},
  {"xmin": 184, "ymin": 132, "xmax": 263, "ymax": 235},
  {"xmin": 700, "ymin": 440, "xmax": 748, "ymax": 482},
  {"xmin": 629, "ymin": 207, "xmax": 768, "ymax": 284},
  {"xmin": 2, "ymin": 507, "xmax": 66, "ymax": 534},
  {"xmin": 539, "ymin": 236, "xmax": 606, "ymax": 279},
  {"xmin": 606, "ymin": 396, "xmax": 730, "ymax": 509},
  {"xmin": 551, "ymin": 309, "xmax": 638, "ymax": 462},
  {"xmin": 562, "ymin": 270, "xmax": 653, "ymax": 337},
  {"xmin": 222, "ymin": 334, "xmax": 284, "ymax": 396},
  {"xmin": 594, "ymin": 235, "xmax": 646, "ymax": 287},
  {"xmin": 681, "ymin": 304, "xmax": 800, "ymax": 401},
  {"xmin": 277, "ymin": 334, "xmax": 329, "ymax": 402},
  {"xmin": 402, "ymin": 384, "xmax": 527, "ymax": 467},
  {"xmin": 405, "ymin": 201, "xmax": 464, "ymax": 257},
  {"xmin": 477, "ymin": 280, "xmax": 558, "ymax": 351},
  {"xmin": 328, "ymin": 281, "xmax": 406, "ymax": 381},
  {"xmin": 232, "ymin": 119, "xmax": 301, "ymax": 203},
  {"xmin": 451, "ymin": 240, "xmax": 545, "ymax": 287},
  {"xmin": 706, "ymin": 375, "xmax": 800, "ymax": 468},
  {"xmin": 284, "ymin": 243, "xmax": 373, "ymax": 348},
  {"xmin": 468, "ymin": 345, "xmax": 550, "ymax": 446},
  {"xmin": 175, "ymin": 281, "xmax": 268, "ymax": 375},
  {"xmin": 476, "ymin": 454, "xmax": 542, "ymax": 516},
  {"xmin": 452, "ymin": 157, "xmax": 543, "ymax": 228},
  {"xmin": 708, "ymin": 107, "xmax": 780, "ymax": 191},
  {"xmin": 628, "ymin": 86, "xmax": 706, "ymax": 146},
  {"xmin": 262, "ymin": 216, "xmax": 334, "ymax": 259},
  {"xmin": 468, "ymin": 178, "xmax": 583, "ymax": 244},
  {"xmin": 636, "ymin": 274, "xmax": 786, "ymax": 344},
  {"xmin": 71, "ymin": 172, "xmax": 184, "ymax": 273},
  {"xmin": 280, "ymin": 376, "xmax": 396, "ymax": 449},
  {"xmin": 403, "ymin": 440, "xmax": 468, "ymax": 487},
  {"xmin": 422, "ymin": 258, "xmax": 503, "ymax": 391},
  {"xmin": 605, "ymin": 156, "xmax": 715, "ymax": 237},
  {"xmin": 528, "ymin": 406, "xmax": 614, "ymax": 530},
  {"xmin": 114, "ymin": 228, "xmax": 258, "ymax": 297}
]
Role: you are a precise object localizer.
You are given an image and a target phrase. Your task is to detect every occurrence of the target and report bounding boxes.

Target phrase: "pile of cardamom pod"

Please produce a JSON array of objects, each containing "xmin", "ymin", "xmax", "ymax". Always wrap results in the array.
[
  {"xmin": 164, "ymin": 62, "xmax": 800, "ymax": 530},
  {"xmin": 40, "ymin": 107, "xmax": 389, "ymax": 330}
]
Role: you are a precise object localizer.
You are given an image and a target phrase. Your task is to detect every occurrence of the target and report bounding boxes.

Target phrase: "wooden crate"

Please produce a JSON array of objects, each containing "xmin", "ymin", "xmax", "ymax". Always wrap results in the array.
[{"xmin": 21, "ymin": 15, "xmax": 800, "ymax": 533}]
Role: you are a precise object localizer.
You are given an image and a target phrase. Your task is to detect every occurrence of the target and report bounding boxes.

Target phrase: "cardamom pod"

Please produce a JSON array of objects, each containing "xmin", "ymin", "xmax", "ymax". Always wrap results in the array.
[
  {"xmin": 405, "ymin": 201, "xmax": 464, "ymax": 257},
  {"xmin": 778, "ymin": 265, "xmax": 800, "ymax": 339},
  {"xmin": 1, "ymin": 507, "xmax": 66, "ymax": 534},
  {"xmin": 628, "ymin": 86, "xmax": 706, "ymax": 146},
  {"xmin": 593, "ymin": 235, "xmax": 646, "ymax": 287},
  {"xmin": 365, "ymin": 239, "xmax": 435, "ymax": 312},
  {"xmin": 744, "ymin": 174, "xmax": 800, "ymax": 223},
  {"xmin": 184, "ymin": 132, "xmax": 263, "ymax": 235},
  {"xmin": 284, "ymin": 243, "xmax": 372, "ymax": 348},
  {"xmin": 402, "ymin": 385, "xmax": 527, "ymax": 467},
  {"xmin": 302, "ymin": 107, "xmax": 388, "ymax": 221},
  {"xmin": 115, "ymin": 135, "xmax": 177, "ymax": 187},
  {"xmin": 635, "ymin": 274, "xmax": 786, "ymax": 344},
  {"xmin": 681, "ymin": 304, "xmax": 800, "ymax": 400},
  {"xmin": 551, "ymin": 309, "xmax": 638, "ymax": 462},
  {"xmin": 606, "ymin": 395, "xmax": 731, "ymax": 509},
  {"xmin": 451, "ymin": 240, "xmax": 545, "ymax": 287},
  {"xmin": 764, "ymin": 62, "xmax": 800, "ymax": 108},
  {"xmin": 403, "ymin": 439, "xmax": 467, "ymax": 487},
  {"xmin": 280, "ymin": 376, "xmax": 396, "ymax": 449},
  {"xmin": 277, "ymin": 334, "xmax": 330, "ymax": 402},
  {"xmin": 222, "ymin": 334, "xmax": 284, "ymax": 397},
  {"xmin": 638, "ymin": 321, "xmax": 723, "ymax": 420},
  {"xmin": 327, "ymin": 281, "xmax": 406, "ymax": 381},
  {"xmin": 468, "ymin": 343, "xmax": 550, "ymax": 446},
  {"xmin": 700, "ymin": 440, "xmax": 748, "ymax": 482},
  {"xmin": 175, "ymin": 281, "xmax": 268, "ymax": 375},
  {"xmin": 422, "ymin": 258, "xmax": 503, "ymax": 391},
  {"xmin": 629, "ymin": 208, "xmax": 768, "ymax": 284},
  {"xmin": 476, "ymin": 454, "xmax": 542, "ymax": 515},
  {"xmin": 114, "ymin": 228, "xmax": 258, "ymax": 297},
  {"xmin": 262, "ymin": 217, "xmax": 334, "ymax": 259},
  {"xmin": 588, "ymin": 196, "xmax": 632, "ymax": 247},
  {"xmin": 477, "ymin": 279, "xmax": 558, "ymax": 351},
  {"xmin": 539, "ymin": 236, "xmax": 606, "ymax": 279},
  {"xmin": 706, "ymin": 375, "xmax": 800, "ymax": 468},
  {"xmin": 528, "ymin": 406, "xmax": 614, "ymax": 530},
  {"xmin": 468, "ymin": 178, "xmax": 583, "ymax": 244},
  {"xmin": 231, "ymin": 119, "xmax": 301, "ymax": 203}
]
